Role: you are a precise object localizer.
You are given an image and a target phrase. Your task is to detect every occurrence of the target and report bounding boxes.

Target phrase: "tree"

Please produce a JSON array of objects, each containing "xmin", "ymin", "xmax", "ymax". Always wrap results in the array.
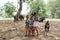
[
  {"xmin": 23, "ymin": 0, "xmax": 47, "ymax": 17},
  {"xmin": 0, "ymin": 7, "xmax": 3, "ymax": 17},
  {"xmin": 14, "ymin": 0, "xmax": 22, "ymax": 22},
  {"xmin": 48, "ymin": 0, "xmax": 60, "ymax": 18},
  {"xmin": 4, "ymin": 2, "xmax": 16, "ymax": 18}
]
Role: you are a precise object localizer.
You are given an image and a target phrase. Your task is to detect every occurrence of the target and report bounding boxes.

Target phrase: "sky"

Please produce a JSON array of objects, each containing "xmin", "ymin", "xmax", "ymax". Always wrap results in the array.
[
  {"xmin": 0, "ymin": 0, "xmax": 48, "ymax": 15},
  {"xmin": 0, "ymin": 0, "xmax": 30, "ymax": 15},
  {"xmin": 43, "ymin": 0, "xmax": 48, "ymax": 4},
  {"xmin": 0, "ymin": 0, "xmax": 17, "ymax": 7}
]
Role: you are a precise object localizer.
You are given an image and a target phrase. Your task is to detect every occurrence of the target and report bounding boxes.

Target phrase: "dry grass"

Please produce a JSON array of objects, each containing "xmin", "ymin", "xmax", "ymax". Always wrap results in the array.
[{"xmin": 0, "ymin": 20, "xmax": 60, "ymax": 40}]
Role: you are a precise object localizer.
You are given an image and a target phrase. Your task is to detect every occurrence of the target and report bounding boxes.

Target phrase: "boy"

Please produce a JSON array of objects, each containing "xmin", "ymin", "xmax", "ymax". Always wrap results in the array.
[
  {"xmin": 29, "ymin": 14, "xmax": 34, "ymax": 36},
  {"xmin": 24, "ymin": 15, "xmax": 29, "ymax": 36}
]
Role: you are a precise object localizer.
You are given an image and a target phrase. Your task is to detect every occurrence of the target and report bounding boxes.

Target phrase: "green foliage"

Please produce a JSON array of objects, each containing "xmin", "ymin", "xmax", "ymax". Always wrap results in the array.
[
  {"xmin": 4, "ymin": 2, "xmax": 16, "ymax": 18},
  {"xmin": 48, "ymin": 0, "xmax": 60, "ymax": 18},
  {"xmin": 23, "ymin": 0, "xmax": 47, "ymax": 17}
]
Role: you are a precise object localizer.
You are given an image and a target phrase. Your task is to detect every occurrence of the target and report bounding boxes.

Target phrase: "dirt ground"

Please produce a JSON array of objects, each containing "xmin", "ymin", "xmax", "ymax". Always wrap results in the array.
[{"xmin": 0, "ymin": 20, "xmax": 60, "ymax": 40}]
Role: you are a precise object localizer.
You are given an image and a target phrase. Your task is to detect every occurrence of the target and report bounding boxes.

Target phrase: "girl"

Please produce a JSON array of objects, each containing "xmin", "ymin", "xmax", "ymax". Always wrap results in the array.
[
  {"xmin": 33, "ymin": 13, "xmax": 39, "ymax": 36},
  {"xmin": 24, "ymin": 15, "xmax": 29, "ymax": 36}
]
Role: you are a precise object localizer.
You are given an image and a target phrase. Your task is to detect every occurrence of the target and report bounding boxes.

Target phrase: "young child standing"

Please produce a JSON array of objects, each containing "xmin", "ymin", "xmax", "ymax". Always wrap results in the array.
[
  {"xmin": 44, "ymin": 21, "xmax": 50, "ymax": 36},
  {"xmin": 45, "ymin": 21, "xmax": 50, "ymax": 32},
  {"xmin": 24, "ymin": 15, "xmax": 29, "ymax": 36},
  {"xmin": 29, "ymin": 14, "xmax": 34, "ymax": 36},
  {"xmin": 33, "ymin": 13, "xmax": 39, "ymax": 36}
]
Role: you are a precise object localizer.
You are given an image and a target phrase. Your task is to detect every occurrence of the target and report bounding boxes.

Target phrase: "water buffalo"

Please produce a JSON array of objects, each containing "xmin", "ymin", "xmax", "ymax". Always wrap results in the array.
[
  {"xmin": 38, "ymin": 17, "xmax": 45, "ymax": 22},
  {"xmin": 14, "ymin": 15, "xmax": 24, "ymax": 21}
]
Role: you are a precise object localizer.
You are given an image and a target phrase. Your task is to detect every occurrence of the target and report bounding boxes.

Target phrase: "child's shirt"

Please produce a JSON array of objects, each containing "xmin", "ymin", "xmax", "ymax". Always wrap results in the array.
[
  {"xmin": 33, "ymin": 16, "xmax": 38, "ymax": 27},
  {"xmin": 29, "ymin": 19, "xmax": 33, "ymax": 25},
  {"xmin": 25, "ymin": 19, "xmax": 29, "ymax": 27},
  {"xmin": 29, "ymin": 19, "xmax": 33, "ymax": 30},
  {"xmin": 33, "ymin": 21, "xmax": 38, "ymax": 27},
  {"xmin": 45, "ymin": 24, "xmax": 49, "ymax": 28}
]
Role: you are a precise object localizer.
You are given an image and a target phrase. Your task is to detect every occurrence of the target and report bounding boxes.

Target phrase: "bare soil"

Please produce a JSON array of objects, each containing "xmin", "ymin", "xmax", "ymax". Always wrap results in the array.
[{"xmin": 0, "ymin": 20, "xmax": 60, "ymax": 40}]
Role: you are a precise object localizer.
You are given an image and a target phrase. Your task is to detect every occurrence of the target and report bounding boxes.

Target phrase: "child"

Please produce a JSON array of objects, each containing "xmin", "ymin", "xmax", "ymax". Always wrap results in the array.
[
  {"xmin": 24, "ymin": 15, "xmax": 29, "ymax": 36},
  {"xmin": 33, "ymin": 13, "xmax": 39, "ymax": 36},
  {"xmin": 29, "ymin": 15, "xmax": 34, "ymax": 36},
  {"xmin": 45, "ymin": 21, "xmax": 50, "ymax": 32}
]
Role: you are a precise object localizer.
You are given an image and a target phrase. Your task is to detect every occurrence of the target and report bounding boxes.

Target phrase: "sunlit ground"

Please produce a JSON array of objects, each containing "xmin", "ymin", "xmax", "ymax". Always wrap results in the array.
[{"xmin": 0, "ymin": 20, "xmax": 60, "ymax": 40}]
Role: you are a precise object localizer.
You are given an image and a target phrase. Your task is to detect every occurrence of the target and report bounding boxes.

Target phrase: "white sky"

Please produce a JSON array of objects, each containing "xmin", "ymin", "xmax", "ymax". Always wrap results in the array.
[
  {"xmin": 0, "ymin": 0, "xmax": 48, "ymax": 15},
  {"xmin": 44, "ymin": 0, "xmax": 48, "ymax": 4},
  {"xmin": 0, "ymin": 0, "xmax": 30, "ymax": 15},
  {"xmin": 0, "ymin": 0, "xmax": 17, "ymax": 7}
]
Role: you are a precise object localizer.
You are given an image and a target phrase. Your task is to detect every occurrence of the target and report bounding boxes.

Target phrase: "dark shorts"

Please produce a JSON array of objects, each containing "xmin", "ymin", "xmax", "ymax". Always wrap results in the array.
[{"xmin": 45, "ymin": 26, "xmax": 49, "ymax": 30}]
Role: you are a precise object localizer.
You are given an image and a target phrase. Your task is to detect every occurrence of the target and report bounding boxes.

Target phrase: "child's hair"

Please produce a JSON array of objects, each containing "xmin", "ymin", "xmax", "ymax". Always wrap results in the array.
[{"xmin": 34, "ymin": 12, "xmax": 37, "ymax": 15}]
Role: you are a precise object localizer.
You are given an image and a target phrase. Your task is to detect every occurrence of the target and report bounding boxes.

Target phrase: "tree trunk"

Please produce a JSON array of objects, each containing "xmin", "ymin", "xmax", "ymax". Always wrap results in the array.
[{"xmin": 14, "ymin": 0, "xmax": 22, "ymax": 22}]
